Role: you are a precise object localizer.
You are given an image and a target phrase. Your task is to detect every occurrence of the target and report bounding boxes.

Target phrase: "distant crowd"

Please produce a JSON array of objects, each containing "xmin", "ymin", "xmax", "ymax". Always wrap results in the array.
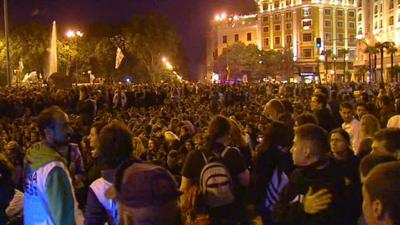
[{"xmin": 1, "ymin": 81, "xmax": 400, "ymax": 225}]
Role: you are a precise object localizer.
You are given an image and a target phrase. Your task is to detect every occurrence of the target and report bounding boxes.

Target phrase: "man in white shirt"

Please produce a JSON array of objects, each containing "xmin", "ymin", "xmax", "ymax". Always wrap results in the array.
[{"xmin": 340, "ymin": 102, "xmax": 361, "ymax": 155}]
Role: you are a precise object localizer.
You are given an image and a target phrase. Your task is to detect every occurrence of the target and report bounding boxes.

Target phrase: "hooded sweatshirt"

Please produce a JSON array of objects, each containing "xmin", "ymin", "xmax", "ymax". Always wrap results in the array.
[{"xmin": 24, "ymin": 143, "xmax": 77, "ymax": 225}]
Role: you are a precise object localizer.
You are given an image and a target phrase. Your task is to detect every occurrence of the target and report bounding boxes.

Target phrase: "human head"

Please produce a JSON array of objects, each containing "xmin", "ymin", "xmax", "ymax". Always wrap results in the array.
[
  {"xmin": 37, "ymin": 106, "xmax": 71, "ymax": 147},
  {"xmin": 360, "ymin": 114, "xmax": 381, "ymax": 138},
  {"xmin": 356, "ymin": 103, "xmax": 369, "ymax": 120},
  {"xmin": 262, "ymin": 121, "xmax": 293, "ymax": 150},
  {"xmin": 228, "ymin": 119, "xmax": 246, "ymax": 147},
  {"xmin": 371, "ymin": 128, "xmax": 400, "ymax": 158},
  {"xmin": 291, "ymin": 124, "xmax": 329, "ymax": 166},
  {"xmin": 310, "ymin": 94, "xmax": 327, "ymax": 111},
  {"xmin": 263, "ymin": 99, "xmax": 285, "ymax": 121},
  {"xmin": 98, "ymin": 121, "xmax": 134, "ymax": 169},
  {"xmin": 329, "ymin": 128, "xmax": 351, "ymax": 160},
  {"xmin": 205, "ymin": 115, "xmax": 231, "ymax": 149},
  {"xmin": 363, "ymin": 162, "xmax": 400, "ymax": 225},
  {"xmin": 89, "ymin": 121, "xmax": 107, "ymax": 157},
  {"xmin": 340, "ymin": 102, "xmax": 355, "ymax": 123},
  {"xmin": 114, "ymin": 163, "xmax": 181, "ymax": 225},
  {"xmin": 294, "ymin": 112, "xmax": 317, "ymax": 128},
  {"xmin": 359, "ymin": 154, "xmax": 397, "ymax": 183}
]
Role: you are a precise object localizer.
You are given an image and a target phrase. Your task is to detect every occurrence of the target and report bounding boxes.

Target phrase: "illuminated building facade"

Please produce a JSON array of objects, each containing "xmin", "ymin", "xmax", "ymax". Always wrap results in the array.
[
  {"xmin": 354, "ymin": 0, "xmax": 400, "ymax": 82},
  {"xmin": 206, "ymin": 14, "xmax": 259, "ymax": 81},
  {"xmin": 257, "ymin": 0, "xmax": 357, "ymax": 82}
]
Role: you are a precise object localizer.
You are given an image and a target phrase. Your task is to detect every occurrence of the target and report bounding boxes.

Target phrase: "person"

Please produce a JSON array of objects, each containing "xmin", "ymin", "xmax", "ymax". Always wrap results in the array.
[
  {"xmin": 340, "ymin": 102, "xmax": 361, "ymax": 154},
  {"xmin": 272, "ymin": 124, "xmax": 350, "ymax": 225},
  {"xmin": 180, "ymin": 115, "xmax": 250, "ymax": 225},
  {"xmin": 24, "ymin": 106, "xmax": 81, "ymax": 225},
  {"xmin": 329, "ymin": 128, "xmax": 362, "ymax": 224},
  {"xmin": 263, "ymin": 99, "xmax": 285, "ymax": 122},
  {"xmin": 355, "ymin": 103, "xmax": 369, "ymax": 120},
  {"xmin": 86, "ymin": 121, "xmax": 107, "ymax": 185},
  {"xmin": 108, "ymin": 163, "xmax": 182, "ymax": 225},
  {"xmin": 0, "ymin": 155, "xmax": 15, "ymax": 225},
  {"xmin": 85, "ymin": 121, "xmax": 134, "ymax": 225},
  {"xmin": 310, "ymin": 94, "xmax": 337, "ymax": 132},
  {"xmin": 371, "ymin": 128, "xmax": 400, "ymax": 159},
  {"xmin": 252, "ymin": 121, "xmax": 294, "ymax": 225},
  {"xmin": 362, "ymin": 162, "xmax": 400, "ymax": 225},
  {"xmin": 358, "ymin": 114, "xmax": 381, "ymax": 158},
  {"xmin": 359, "ymin": 154, "xmax": 397, "ymax": 183},
  {"xmin": 294, "ymin": 112, "xmax": 317, "ymax": 128}
]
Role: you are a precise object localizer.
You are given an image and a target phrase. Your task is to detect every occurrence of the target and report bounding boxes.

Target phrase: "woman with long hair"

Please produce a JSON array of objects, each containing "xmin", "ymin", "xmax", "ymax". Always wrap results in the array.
[
  {"xmin": 358, "ymin": 114, "xmax": 381, "ymax": 158},
  {"xmin": 180, "ymin": 115, "xmax": 250, "ymax": 225}
]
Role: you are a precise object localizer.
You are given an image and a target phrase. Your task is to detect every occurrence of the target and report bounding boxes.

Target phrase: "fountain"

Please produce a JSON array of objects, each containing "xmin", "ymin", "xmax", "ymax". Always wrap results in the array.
[{"xmin": 48, "ymin": 21, "xmax": 58, "ymax": 77}]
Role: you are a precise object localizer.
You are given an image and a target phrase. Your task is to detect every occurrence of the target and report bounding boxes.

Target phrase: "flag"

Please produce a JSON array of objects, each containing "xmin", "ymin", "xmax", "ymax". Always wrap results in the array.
[{"xmin": 115, "ymin": 47, "xmax": 124, "ymax": 69}]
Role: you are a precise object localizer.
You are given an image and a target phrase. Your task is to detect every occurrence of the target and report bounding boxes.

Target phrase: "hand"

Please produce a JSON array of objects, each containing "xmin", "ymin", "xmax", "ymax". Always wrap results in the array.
[{"xmin": 303, "ymin": 187, "xmax": 332, "ymax": 214}]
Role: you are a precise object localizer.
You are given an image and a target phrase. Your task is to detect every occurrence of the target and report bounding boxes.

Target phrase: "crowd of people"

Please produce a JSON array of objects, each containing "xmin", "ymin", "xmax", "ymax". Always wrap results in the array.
[{"xmin": 0, "ymin": 81, "xmax": 400, "ymax": 225}]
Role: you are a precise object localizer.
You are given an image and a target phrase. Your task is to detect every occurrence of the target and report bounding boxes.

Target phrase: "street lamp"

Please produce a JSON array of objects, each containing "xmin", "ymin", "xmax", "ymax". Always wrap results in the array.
[{"xmin": 65, "ymin": 30, "xmax": 83, "ymax": 79}]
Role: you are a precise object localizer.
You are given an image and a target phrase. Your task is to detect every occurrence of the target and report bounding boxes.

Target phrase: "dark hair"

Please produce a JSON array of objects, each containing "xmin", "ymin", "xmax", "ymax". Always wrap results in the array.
[
  {"xmin": 329, "ymin": 128, "xmax": 351, "ymax": 145},
  {"xmin": 359, "ymin": 154, "xmax": 397, "ymax": 178},
  {"xmin": 379, "ymin": 95, "xmax": 392, "ymax": 106},
  {"xmin": 364, "ymin": 162, "xmax": 400, "ymax": 225},
  {"xmin": 262, "ymin": 121, "xmax": 293, "ymax": 150},
  {"xmin": 315, "ymin": 85, "xmax": 329, "ymax": 97},
  {"xmin": 356, "ymin": 102, "xmax": 367, "ymax": 109},
  {"xmin": 98, "ymin": 121, "xmax": 134, "ymax": 168},
  {"xmin": 0, "ymin": 156, "xmax": 15, "ymax": 211},
  {"xmin": 340, "ymin": 102, "xmax": 353, "ymax": 111},
  {"xmin": 312, "ymin": 93, "xmax": 327, "ymax": 107},
  {"xmin": 91, "ymin": 121, "xmax": 107, "ymax": 134},
  {"xmin": 295, "ymin": 113, "xmax": 317, "ymax": 126},
  {"xmin": 295, "ymin": 124, "xmax": 329, "ymax": 157},
  {"xmin": 373, "ymin": 128, "xmax": 400, "ymax": 154},
  {"xmin": 204, "ymin": 115, "xmax": 230, "ymax": 153},
  {"xmin": 265, "ymin": 99, "xmax": 285, "ymax": 115},
  {"xmin": 37, "ymin": 105, "xmax": 65, "ymax": 136}
]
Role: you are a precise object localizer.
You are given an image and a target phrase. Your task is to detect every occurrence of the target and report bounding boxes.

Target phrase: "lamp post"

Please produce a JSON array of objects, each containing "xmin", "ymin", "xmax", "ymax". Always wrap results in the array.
[
  {"xmin": 65, "ymin": 30, "xmax": 83, "ymax": 81},
  {"xmin": 3, "ymin": 0, "xmax": 11, "ymax": 86}
]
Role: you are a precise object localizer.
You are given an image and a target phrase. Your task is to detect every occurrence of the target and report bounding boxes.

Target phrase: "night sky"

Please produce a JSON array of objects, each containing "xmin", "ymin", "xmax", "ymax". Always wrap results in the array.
[{"xmin": 2, "ymin": 0, "xmax": 257, "ymax": 79}]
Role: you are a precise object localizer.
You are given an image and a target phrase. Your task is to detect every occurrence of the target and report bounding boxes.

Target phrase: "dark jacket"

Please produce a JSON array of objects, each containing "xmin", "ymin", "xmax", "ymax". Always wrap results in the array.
[
  {"xmin": 272, "ymin": 159, "xmax": 352, "ymax": 225},
  {"xmin": 313, "ymin": 108, "xmax": 338, "ymax": 132}
]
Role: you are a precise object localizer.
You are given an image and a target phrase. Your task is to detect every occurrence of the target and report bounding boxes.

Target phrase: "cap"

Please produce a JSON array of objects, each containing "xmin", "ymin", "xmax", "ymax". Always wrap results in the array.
[{"xmin": 118, "ymin": 163, "xmax": 181, "ymax": 208}]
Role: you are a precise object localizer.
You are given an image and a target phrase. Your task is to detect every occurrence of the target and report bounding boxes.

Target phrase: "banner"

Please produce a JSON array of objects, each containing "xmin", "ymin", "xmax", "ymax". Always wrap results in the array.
[{"xmin": 115, "ymin": 47, "xmax": 124, "ymax": 69}]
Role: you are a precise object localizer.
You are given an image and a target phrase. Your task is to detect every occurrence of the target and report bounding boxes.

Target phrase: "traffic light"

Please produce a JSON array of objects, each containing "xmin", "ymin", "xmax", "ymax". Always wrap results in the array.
[{"xmin": 316, "ymin": 37, "xmax": 321, "ymax": 49}]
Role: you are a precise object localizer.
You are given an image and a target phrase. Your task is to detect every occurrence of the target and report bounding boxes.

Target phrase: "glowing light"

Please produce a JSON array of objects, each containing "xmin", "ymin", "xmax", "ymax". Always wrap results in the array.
[
  {"xmin": 66, "ymin": 30, "xmax": 75, "ymax": 38},
  {"xmin": 221, "ymin": 13, "xmax": 227, "ymax": 20}
]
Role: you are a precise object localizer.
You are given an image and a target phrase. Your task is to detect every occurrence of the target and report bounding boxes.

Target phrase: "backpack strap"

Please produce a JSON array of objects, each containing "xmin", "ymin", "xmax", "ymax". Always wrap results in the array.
[
  {"xmin": 201, "ymin": 151, "xmax": 208, "ymax": 164},
  {"xmin": 221, "ymin": 146, "xmax": 240, "ymax": 158}
]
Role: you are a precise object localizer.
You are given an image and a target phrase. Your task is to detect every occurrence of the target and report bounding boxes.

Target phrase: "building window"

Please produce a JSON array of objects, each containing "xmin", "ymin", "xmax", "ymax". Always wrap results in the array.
[
  {"xmin": 349, "ymin": 22, "xmax": 355, "ymax": 29},
  {"xmin": 264, "ymin": 38, "xmax": 269, "ymax": 46},
  {"xmin": 337, "ymin": 33, "xmax": 344, "ymax": 41},
  {"xmin": 324, "ymin": 8, "xmax": 331, "ymax": 16},
  {"xmin": 302, "ymin": 19, "xmax": 312, "ymax": 27},
  {"xmin": 274, "ymin": 1, "xmax": 280, "ymax": 8},
  {"xmin": 325, "ymin": 32, "xmax": 332, "ymax": 41},
  {"xmin": 380, "ymin": 20, "xmax": 383, "ymax": 28},
  {"xmin": 275, "ymin": 36, "xmax": 281, "ymax": 45},
  {"xmin": 275, "ymin": 24, "xmax": 281, "ymax": 31},
  {"xmin": 235, "ymin": 34, "xmax": 239, "ymax": 42},
  {"xmin": 337, "ymin": 21, "xmax": 344, "ymax": 28},
  {"xmin": 247, "ymin": 33, "xmax": 252, "ymax": 41},
  {"xmin": 263, "ymin": 4, "xmax": 268, "ymax": 11},
  {"xmin": 303, "ymin": 33, "xmax": 313, "ymax": 42},
  {"xmin": 303, "ymin": 48, "xmax": 313, "ymax": 58},
  {"xmin": 358, "ymin": 0, "xmax": 362, "ymax": 7},
  {"xmin": 286, "ymin": 35, "xmax": 292, "ymax": 44},
  {"xmin": 285, "ymin": 12, "xmax": 292, "ymax": 19},
  {"xmin": 389, "ymin": 16, "xmax": 394, "ymax": 25},
  {"xmin": 303, "ymin": 8, "xmax": 312, "ymax": 16},
  {"xmin": 263, "ymin": 16, "xmax": 269, "ymax": 22},
  {"xmin": 286, "ymin": 23, "xmax": 292, "ymax": 29},
  {"xmin": 263, "ymin": 26, "xmax": 269, "ymax": 32},
  {"xmin": 286, "ymin": 0, "xmax": 290, "ymax": 6},
  {"xmin": 374, "ymin": 5, "xmax": 378, "ymax": 14},
  {"xmin": 390, "ymin": 0, "xmax": 394, "ymax": 9},
  {"xmin": 348, "ymin": 11, "xmax": 355, "ymax": 18},
  {"xmin": 324, "ymin": 20, "xmax": 332, "ymax": 27},
  {"xmin": 274, "ymin": 14, "xmax": 280, "ymax": 21},
  {"xmin": 222, "ymin": 35, "xmax": 227, "ymax": 44},
  {"xmin": 337, "ymin": 10, "xmax": 344, "ymax": 16},
  {"xmin": 358, "ymin": 14, "xmax": 363, "ymax": 22}
]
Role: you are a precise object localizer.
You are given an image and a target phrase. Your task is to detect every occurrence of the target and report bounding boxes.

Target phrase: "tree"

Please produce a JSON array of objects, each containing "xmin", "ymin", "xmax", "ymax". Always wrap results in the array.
[
  {"xmin": 387, "ymin": 43, "xmax": 398, "ymax": 82},
  {"xmin": 342, "ymin": 48, "xmax": 350, "ymax": 82},
  {"xmin": 123, "ymin": 14, "xmax": 183, "ymax": 83},
  {"xmin": 355, "ymin": 65, "xmax": 368, "ymax": 82}
]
